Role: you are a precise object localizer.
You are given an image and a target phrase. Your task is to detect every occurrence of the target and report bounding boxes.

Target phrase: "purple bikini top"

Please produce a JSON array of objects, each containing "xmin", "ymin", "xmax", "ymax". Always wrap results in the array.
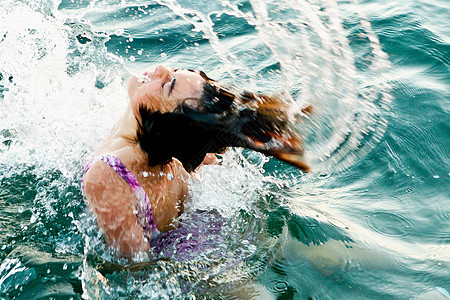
[{"xmin": 82, "ymin": 155, "xmax": 159, "ymax": 241}]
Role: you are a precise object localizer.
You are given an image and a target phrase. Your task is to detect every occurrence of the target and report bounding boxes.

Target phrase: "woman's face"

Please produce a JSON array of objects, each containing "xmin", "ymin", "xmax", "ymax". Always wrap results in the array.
[{"xmin": 128, "ymin": 65, "xmax": 206, "ymax": 116}]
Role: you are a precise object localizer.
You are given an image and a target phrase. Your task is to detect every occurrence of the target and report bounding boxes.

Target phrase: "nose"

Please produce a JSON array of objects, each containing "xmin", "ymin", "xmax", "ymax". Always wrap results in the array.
[{"xmin": 154, "ymin": 65, "xmax": 172, "ymax": 80}]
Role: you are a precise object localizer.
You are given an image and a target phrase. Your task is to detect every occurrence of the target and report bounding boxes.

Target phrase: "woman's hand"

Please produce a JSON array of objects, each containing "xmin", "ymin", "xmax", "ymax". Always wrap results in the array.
[{"xmin": 201, "ymin": 153, "xmax": 218, "ymax": 165}]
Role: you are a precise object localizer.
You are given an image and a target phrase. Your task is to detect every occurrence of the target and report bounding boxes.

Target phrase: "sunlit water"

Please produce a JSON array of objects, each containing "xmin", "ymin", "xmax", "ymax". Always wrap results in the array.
[{"xmin": 0, "ymin": 0, "xmax": 448, "ymax": 299}]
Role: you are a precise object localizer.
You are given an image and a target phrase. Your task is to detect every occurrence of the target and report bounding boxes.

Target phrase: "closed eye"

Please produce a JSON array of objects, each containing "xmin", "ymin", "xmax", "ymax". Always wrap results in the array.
[
  {"xmin": 168, "ymin": 78, "xmax": 176, "ymax": 95},
  {"xmin": 161, "ymin": 77, "xmax": 175, "ymax": 92}
]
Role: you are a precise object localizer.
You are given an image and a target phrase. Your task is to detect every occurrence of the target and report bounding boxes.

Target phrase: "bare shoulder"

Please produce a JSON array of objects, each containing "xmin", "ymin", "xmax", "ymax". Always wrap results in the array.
[{"xmin": 83, "ymin": 159, "xmax": 124, "ymax": 199}]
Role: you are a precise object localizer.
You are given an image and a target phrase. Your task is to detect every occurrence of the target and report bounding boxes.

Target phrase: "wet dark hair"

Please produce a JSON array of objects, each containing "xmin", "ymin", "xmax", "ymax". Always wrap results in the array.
[
  {"xmin": 137, "ymin": 70, "xmax": 307, "ymax": 172},
  {"xmin": 200, "ymin": 81, "xmax": 234, "ymax": 113}
]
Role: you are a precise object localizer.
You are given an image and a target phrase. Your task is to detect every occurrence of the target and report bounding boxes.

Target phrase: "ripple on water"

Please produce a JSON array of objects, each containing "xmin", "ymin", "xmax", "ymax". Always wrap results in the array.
[
  {"xmin": 435, "ymin": 207, "xmax": 450, "ymax": 227},
  {"xmin": 364, "ymin": 211, "xmax": 414, "ymax": 238},
  {"xmin": 267, "ymin": 279, "xmax": 289, "ymax": 293}
]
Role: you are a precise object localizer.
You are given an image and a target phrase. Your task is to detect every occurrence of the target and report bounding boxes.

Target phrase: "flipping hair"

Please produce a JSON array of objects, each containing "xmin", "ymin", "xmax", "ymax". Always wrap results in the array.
[{"xmin": 137, "ymin": 71, "xmax": 308, "ymax": 172}]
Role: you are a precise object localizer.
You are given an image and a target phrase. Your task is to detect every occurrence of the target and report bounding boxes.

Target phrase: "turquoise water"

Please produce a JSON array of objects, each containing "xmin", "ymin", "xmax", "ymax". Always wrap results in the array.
[{"xmin": 0, "ymin": 0, "xmax": 448, "ymax": 298}]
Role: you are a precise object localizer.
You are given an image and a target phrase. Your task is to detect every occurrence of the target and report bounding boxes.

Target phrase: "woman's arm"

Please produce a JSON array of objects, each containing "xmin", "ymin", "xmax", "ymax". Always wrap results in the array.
[{"xmin": 83, "ymin": 160, "xmax": 149, "ymax": 258}]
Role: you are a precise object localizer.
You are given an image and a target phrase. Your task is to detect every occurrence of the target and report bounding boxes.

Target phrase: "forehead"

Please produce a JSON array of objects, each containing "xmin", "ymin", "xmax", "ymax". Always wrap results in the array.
[{"xmin": 170, "ymin": 69, "xmax": 206, "ymax": 100}]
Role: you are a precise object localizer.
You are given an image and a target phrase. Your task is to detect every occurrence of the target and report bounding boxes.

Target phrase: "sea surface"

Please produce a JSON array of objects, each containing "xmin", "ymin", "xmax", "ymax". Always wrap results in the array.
[{"xmin": 0, "ymin": 0, "xmax": 448, "ymax": 299}]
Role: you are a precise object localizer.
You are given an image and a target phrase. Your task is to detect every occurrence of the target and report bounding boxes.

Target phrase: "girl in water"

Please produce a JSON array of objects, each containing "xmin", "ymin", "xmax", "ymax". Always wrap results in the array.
[{"xmin": 82, "ymin": 65, "xmax": 308, "ymax": 258}]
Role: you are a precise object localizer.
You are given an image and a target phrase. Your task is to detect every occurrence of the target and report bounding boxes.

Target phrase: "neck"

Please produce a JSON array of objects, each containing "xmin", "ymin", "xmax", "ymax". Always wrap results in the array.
[
  {"xmin": 116, "ymin": 105, "xmax": 140, "ymax": 142},
  {"xmin": 94, "ymin": 104, "xmax": 141, "ymax": 156}
]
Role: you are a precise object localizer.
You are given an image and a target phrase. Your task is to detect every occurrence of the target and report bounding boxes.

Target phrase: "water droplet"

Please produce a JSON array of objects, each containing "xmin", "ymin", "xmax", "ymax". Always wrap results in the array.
[
  {"xmin": 113, "ymin": 28, "xmax": 124, "ymax": 35},
  {"xmin": 30, "ymin": 214, "xmax": 38, "ymax": 223},
  {"xmin": 63, "ymin": 263, "xmax": 68, "ymax": 270},
  {"xmin": 129, "ymin": 55, "xmax": 136, "ymax": 62},
  {"xmin": 160, "ymin": 52, "xmax": 167, "ymax": 60},
  {"xmin": 433, "ymin": 175, "xmax": 439, "ymax": 179}
]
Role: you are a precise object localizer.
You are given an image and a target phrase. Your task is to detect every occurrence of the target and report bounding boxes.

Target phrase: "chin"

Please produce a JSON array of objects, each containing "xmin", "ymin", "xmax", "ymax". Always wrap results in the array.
[{"xmin": 128, "ymin": 75, "xmax": 140, "ymax": 93}]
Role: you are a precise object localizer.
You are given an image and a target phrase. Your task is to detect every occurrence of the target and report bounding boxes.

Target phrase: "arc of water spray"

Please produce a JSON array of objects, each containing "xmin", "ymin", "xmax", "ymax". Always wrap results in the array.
[
  {"xmin": 155, "ymin": 0, "xmax": 393, "ymax": 172},
  {"xmin": 155, "ymin": 0, "xmax": 251, "ymax": 85}
]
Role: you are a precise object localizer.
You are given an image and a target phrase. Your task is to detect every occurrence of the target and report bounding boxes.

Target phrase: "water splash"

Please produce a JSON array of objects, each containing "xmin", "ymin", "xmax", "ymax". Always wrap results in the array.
[
  {"xmin": 248, "ymin": 0, "xmax": 392, "ymax": 172},
  {"xmin": 0, "ymin": 1, "xmax": 128, "ymax": 179}
]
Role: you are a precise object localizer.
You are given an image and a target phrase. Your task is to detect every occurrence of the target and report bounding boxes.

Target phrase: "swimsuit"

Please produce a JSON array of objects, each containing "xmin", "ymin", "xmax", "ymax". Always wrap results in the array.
[
  {"xmin": 81, "ymin": 154, "xmax": 263, "ymax": 297},
  {"xmin": 82, "ymin": 155, "xmax": 229, "ymax": 263},
  {"xmin": 82, "ymin": 155, "xmax": 159, "ymax": 241}
]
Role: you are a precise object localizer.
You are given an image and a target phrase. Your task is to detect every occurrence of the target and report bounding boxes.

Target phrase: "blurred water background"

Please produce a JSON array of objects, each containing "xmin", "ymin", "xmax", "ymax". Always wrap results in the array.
[{"xmin": 0, "ymin": 0, "xmax": 448, "ymax": 298}]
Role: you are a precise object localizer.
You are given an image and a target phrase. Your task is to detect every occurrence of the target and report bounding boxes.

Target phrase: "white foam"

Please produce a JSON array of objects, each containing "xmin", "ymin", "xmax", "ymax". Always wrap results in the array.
[
  {"xmin": 186, "ymin": 150, "xmax": 268, "ymax": 218},
  {"xmin": 0, "ymin": 2, "xmax": 127, "ymax": 178}
]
